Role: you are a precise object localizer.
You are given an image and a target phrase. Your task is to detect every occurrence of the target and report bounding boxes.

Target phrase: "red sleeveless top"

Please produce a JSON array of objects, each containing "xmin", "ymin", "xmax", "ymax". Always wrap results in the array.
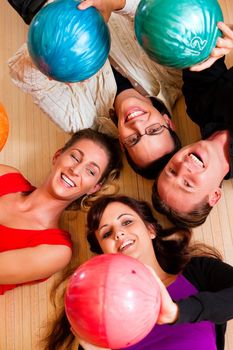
[{"xmin": 0, "ymin": 173, "xmax": 72, "ymax": 295}]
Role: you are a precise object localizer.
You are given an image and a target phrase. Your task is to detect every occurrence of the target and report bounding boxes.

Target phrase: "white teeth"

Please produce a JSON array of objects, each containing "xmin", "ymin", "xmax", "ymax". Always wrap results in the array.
[
  {"xmin": 119, "ymin": 240, "xmax": 134, "ymax": 251},
  {"xmin": 126, "ymin": 110, "xmax": 145, "ymax": 121},
  {"xmin": 189, "ymin": 153, "xmax": 204, "ymax": 168},
  {"xmin": 61, "ymin": 174, "xmax": 75, "ymax": 187}
]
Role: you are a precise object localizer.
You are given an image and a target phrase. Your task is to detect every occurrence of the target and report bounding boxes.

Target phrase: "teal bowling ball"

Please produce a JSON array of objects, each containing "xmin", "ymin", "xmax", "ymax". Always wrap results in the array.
[
  {"xmin": 28, "ymin": 0, "xmax": 111, "ymax": 82},
  {"xmin": 135, "ymin": 0, "xmax": 223, "ymax": 69}
]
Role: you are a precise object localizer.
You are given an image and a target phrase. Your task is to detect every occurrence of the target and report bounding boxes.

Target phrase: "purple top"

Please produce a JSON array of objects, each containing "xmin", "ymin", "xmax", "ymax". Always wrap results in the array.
[{"xmin": 118, "ymin": 274, "xmax": 216, "ymax": 350}]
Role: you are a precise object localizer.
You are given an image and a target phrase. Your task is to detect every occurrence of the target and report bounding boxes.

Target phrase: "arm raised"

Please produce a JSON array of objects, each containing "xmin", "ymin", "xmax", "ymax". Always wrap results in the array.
[
  {"xmin": 78, "ymin": 0, "xmax": 126, "ymax": 21},
  {"xmin": 190, "ymin": 22, "xmax": 233, "ymax": 71}
]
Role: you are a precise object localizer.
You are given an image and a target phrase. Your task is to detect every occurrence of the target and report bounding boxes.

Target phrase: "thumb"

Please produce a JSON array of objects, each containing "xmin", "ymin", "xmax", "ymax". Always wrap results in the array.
[{"xmin": 77, "ymin": 0, "xmax": 94, "ymax": 10}]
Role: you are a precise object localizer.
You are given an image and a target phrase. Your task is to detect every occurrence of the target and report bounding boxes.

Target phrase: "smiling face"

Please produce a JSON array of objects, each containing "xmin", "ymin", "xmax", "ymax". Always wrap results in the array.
[
  {"xmin": 115, "ymin": 89, "xmax": 175, "ymax": 167},
  {"xmin": 95, "ymin": 202, "xmax": 156, "ymax": 265},
  {"xmin": 47, "ymin": 139, "xmax": 109, "ymax": 202},
  {"xmin": 157, "ymin": 139, "xmax": 228, "ymax": 212}
]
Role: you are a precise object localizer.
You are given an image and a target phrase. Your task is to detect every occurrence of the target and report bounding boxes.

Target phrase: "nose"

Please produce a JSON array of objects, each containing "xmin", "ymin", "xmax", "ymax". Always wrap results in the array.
[
  {"xmin": 135, "ymin": 121, "xmax": 145, "ymax": 134},
  {"xmin": 180, "ymin": 161, "xmax": 192, "ymax": 174},
  {"xmin": 70, "ymin": 163, "xmax": 83, "ymax": 176},
  {"xmin": 115, "ymin": 231, "xmax": 125, "ymax": 241},
  {"xmin": 175, "ymin": 159, "xmax": 192, "ymax": 176},
  {"xmin": 129, "ymin": 118, "xmax": 145, "ymax": 131}
]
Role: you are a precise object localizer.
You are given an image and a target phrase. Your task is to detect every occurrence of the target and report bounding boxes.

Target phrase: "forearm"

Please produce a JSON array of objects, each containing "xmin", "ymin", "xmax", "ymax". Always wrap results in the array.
[
  {"xmin": 8, "ymin": 0, "xmax": 47, "ymax": 24},
  {"xmin": 0, "ymin": 250, "xmax": 30, "ymax": 283},
  {"xmin": 176, "ymin": 287, "xmax": 233, "ymax": 325},
  {"xmin": 176, "ymin": 258, "xmax": 233, "ymax": 325},
  {"xmin": 182, "ymin": 57, "xmax": 229, "ymax": 124},
  {"xmin": 0, "ymin": 245, "xmax": 71, "ymax": 284},
  {"xmin": 182, "ymin": 56, "xmax": 227, "ymax": 93},
  {"xmin": 114, "ymin": 0, "xmax": 140, "ymax": 18}
]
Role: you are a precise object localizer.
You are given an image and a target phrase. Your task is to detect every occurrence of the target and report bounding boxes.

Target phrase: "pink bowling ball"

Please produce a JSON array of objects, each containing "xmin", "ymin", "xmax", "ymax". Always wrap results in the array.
[{"xmin": 65, "ymin": 254, "xmax": 161, "ymax": 348}]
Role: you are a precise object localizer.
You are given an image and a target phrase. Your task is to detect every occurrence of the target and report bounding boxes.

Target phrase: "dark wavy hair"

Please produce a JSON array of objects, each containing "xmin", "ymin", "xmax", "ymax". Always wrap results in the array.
[
  {"xmin": 123, "ymin": 98, "xmax": 181, "ymax": 179},
  {"xmin": 86, "ymin": 195, "xmax": 192, "ymax": 274},
  {"xmin": 152, "ymin": 180, "xmax": 212, "ymax": 228},
  {"xmin": 44, "ymin": 195, "xmax": 220, "ymax": 350}
]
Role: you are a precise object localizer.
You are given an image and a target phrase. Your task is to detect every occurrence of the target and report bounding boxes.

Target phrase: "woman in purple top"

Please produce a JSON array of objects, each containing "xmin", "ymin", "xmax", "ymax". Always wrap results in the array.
[{"xmin": 45, "ymin": 195, "xmax": 233, "ymax": 350}]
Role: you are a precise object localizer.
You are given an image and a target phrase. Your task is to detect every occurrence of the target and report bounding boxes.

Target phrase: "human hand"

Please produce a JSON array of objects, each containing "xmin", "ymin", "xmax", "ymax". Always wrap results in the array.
[
  {"xmin": 190, "ymin": 22, "xmax": 233, "ymax": 71},
  {"xmin": 78, "ymin": 338, "xmax": 110, "ymax": 350},
  {"xmin": 145, "ymin": 265, "xmax": 179, "ymax": 325},
  {"xmin": 77, "ymin": 0, "xmax": 126, "ymax": 22},
  {"xmin": 70, "ymin": 326, "xmax": 110, "ymax": 350}
]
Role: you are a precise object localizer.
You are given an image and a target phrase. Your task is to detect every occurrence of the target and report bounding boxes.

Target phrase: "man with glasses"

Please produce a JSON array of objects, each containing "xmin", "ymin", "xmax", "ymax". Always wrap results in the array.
[
  {"xmin": 112, "ymin": 66, "xmax": 181, "ymax": 178},
  {"xmin": 8, "ymin": 0, "xmax": 182, "ymax": 179}
]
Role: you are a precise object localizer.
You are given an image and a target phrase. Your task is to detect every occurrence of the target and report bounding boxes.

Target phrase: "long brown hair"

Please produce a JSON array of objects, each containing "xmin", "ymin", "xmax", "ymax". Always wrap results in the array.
[
  {"xmin": 86, "ymin": 195, "xmax": 220, "ymax": 273},
  {"xmin": 43, "ymin": 264, "xmax": 77, "ymax": 350}
]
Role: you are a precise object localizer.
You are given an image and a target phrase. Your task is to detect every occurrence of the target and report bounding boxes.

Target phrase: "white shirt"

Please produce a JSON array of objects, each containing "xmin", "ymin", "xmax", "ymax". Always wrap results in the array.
[{"xmin": 8, "ymin": 0, "xmax": 182, "ymax": 136}]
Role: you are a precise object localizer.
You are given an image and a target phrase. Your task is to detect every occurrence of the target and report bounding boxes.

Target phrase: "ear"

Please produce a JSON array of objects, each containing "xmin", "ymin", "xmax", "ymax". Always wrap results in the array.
[
  {"xmin": 147, "ymin": 224, "xmax": 156, "ymax": 239},
  {"xmin": 208, "ymin": 187, "xmax": 222, "ymax": 207},
  {"xmin": 87, "ymin": 182, "xmax": 102, "ymax": 195},
  {"xmin": 52, "ymin": 149, "xmax": 62, "ymax": 165},
  {"xmin": 163, "ymin": 114, "xmax": 176, "ymax": 131}
]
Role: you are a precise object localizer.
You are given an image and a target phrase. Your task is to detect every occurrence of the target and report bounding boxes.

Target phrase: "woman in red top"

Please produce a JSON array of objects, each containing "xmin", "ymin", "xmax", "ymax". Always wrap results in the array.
[{"xmin": 0, "ymin": 128, "xmax": 122, "ymax": 294}]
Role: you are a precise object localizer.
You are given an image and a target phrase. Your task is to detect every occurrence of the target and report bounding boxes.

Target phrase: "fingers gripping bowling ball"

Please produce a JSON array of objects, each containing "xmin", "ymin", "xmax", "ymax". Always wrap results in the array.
[
  {"xmin": 135, "ymin": 0, "xmax": 223, "ymax": 69},
  {"xmin": 65, "ymin": 254, "xmax": 161, "ymax": 348},
  {"xmin": 28, "ymin": 0, "xmax": 111, "ymax": 82}
]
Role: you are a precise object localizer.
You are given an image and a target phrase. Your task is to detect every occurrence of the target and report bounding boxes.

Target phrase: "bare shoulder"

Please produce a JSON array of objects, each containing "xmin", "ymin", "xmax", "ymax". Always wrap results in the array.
[{"xmin": 0, "ymin": 164, "xmax": 20, "ymax": 176}]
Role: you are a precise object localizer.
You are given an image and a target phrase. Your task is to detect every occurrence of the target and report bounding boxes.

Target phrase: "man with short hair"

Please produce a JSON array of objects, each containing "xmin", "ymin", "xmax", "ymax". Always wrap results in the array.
[{"xmin": 152, "ymin": 22, "xmax": 233, "ymax": 227}]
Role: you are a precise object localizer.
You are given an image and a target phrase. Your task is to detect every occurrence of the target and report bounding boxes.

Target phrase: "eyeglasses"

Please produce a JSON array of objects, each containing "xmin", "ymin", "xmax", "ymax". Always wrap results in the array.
[{"xmin": 123, "ymin": 123, "xmax": 169, "ymax": 148}]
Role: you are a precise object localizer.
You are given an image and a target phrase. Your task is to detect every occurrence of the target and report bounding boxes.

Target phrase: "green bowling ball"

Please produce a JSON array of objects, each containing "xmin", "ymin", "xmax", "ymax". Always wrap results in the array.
[{"xmin": 135, "ymin": 0, "xmax": 223, "ymax": 69}]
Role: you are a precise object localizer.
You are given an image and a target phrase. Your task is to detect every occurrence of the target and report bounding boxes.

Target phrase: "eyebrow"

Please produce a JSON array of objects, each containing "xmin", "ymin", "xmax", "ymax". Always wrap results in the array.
[
  {"xmin": 98, "ymin": 213, "xmax": 134, "ymax": 232},
  {"xmin": 73, "ymin": 148, "xmax": 101, "ymax": 172}
]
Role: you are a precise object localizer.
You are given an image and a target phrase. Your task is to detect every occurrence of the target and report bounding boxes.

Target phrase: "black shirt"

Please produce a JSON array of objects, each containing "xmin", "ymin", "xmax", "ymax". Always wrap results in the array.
[
  {"xmin": 178, "ymin": 256, "xmax": 233, "ymax": 349},
  {"xmin": 8, "ymin": 0, "xmax": 47, "ymax": 24},
  {"xmin": 182, "ymin": 57, "xmax": 233, "ymax": 179}
]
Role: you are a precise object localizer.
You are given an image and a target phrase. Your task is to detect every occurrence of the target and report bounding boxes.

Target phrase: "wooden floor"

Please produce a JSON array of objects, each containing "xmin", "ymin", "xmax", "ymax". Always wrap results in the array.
[{"xmin": 0, "ymin": 1, "xmax": 233, "ymax": 349}]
